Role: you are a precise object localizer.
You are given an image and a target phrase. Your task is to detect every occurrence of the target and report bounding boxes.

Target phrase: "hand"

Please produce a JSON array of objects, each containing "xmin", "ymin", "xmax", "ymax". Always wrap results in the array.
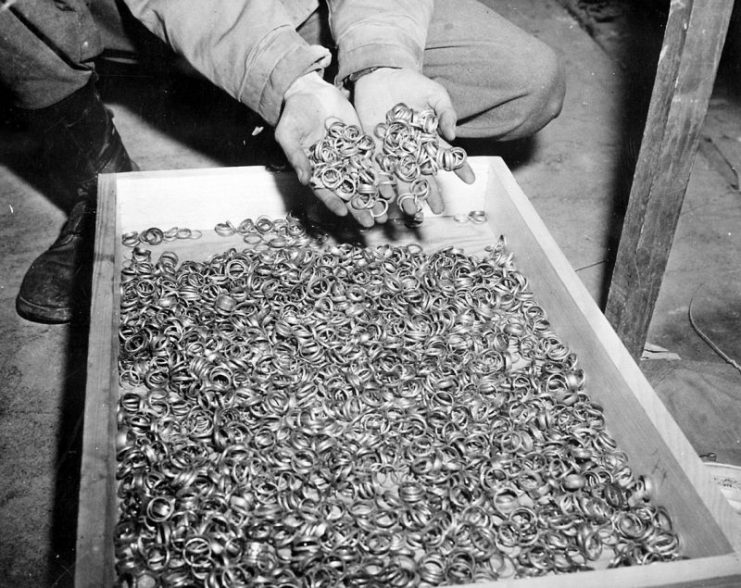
[
  {"xmin": 353, "ymin": 68, "xmax": 475, "ymax": 215},
  {"xmin": 276, "ymin": 72, "xmax": 376, "ymax": 227}
]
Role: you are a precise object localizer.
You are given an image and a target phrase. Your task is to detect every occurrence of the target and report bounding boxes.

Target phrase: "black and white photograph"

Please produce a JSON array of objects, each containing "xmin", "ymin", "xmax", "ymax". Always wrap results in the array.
[{"xmin": 1, "ymin": 1, "xmax": 740, "ymax": 586}]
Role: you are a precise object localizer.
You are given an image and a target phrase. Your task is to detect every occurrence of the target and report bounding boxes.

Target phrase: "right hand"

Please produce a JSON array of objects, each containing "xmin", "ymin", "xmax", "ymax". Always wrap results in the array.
[
  {"xmin": 276, "ymin": 72, "xmax": 376, "ymax": 227},
  {"xmin": 354, "ymin": 68, "xmax": 475, "ymax": 217}
]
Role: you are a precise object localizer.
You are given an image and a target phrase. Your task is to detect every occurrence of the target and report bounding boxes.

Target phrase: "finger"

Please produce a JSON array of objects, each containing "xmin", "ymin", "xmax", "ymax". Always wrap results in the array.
[
  {"xmin": 455, "ymin": 161, "xmax": 476, "ymax": 185},
  {"xmin": 371, "ymin": 200, "xmax": 389, "ymax": 224},
  {"xmin": 438, "ymin": 110, "xmax": 457, "ymax": 142},
  {"xmin": 401, "ymin": 198, "xmax": 416, "ymax": 216},
  {"xmin": 348, "ymin": 207, "xmax": 375, "ymax": 228},
  {"xmin": 430, "ymin": 93, "xmax": 457, "ymax": 142},
  {"xmin": 437, "ymin": 137, "xmax": 476, "ymax": 185},
  {"xmin": 395, "ymin": 180, "xmax": 417, "ymax": 216},
  {"xmin": 378, "ymin": 175, "xmax": 397, "ymax": 202},
  {"xmin": 277, "ymin": 131, "xmax": 313, "ymax": 184},
  {"xmin": 313, "ymin": 187, "xmax": 349, "ymax": 217},
  {"xmin": 426, "ymin": 177, "xmax": 444, "ymax": 215}
]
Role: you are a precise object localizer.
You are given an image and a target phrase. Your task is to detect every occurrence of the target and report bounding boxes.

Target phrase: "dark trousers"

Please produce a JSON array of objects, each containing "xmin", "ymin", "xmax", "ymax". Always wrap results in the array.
[{"xmin": 0, "ymin": 0, "xmax": 101, "ymax": 109}]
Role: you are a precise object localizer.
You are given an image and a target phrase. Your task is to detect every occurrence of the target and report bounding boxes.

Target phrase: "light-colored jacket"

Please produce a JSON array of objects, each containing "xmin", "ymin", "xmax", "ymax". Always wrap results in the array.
[{"xmin": 123, "ymin": 0, "xmax": 434, "ymax": 126}]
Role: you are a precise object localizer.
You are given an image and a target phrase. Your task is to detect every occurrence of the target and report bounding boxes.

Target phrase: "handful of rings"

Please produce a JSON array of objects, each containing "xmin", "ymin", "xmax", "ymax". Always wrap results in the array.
[{"xmin": 308, "ymin": 103, "xmax": 467, "ymax": 222}]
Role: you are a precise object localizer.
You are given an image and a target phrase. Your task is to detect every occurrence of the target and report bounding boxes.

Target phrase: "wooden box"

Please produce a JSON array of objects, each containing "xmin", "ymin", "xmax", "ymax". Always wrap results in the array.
[{"xmin": 76, "ymin": 157, "xmax": 741, "ymax": 587}]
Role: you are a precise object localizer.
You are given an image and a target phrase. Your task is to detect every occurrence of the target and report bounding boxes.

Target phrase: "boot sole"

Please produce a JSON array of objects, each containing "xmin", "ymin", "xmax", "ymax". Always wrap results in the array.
[{"xmin": 16, "ymin": 294, "xmax": 73, "ymax": 324}]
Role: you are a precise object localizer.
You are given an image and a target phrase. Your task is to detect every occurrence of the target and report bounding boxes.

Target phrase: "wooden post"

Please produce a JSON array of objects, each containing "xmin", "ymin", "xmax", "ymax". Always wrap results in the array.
[{"xmin": 605, "ymin": 0, "xmax": 734, "ymax": 359}]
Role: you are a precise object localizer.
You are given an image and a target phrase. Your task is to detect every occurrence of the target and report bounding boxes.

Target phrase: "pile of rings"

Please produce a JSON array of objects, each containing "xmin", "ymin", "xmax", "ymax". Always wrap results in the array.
[
  {"xmin": 115, "ymin": 218, "xmax": 681, "ymax": 587},
  {"xmin": 308, "ymin": 119, "xmax": 385, "ymax": 218},
  {"xmin": 121, "ymin": 226, "xmax": 203, "ymax": 248},
  {"xmin": 308, "ymin": 104, "xmax": 468, "ymax": 224}
]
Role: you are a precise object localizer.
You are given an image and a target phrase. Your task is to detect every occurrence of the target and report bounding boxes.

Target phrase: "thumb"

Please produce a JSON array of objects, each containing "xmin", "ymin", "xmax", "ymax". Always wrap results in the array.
[
  {"xmin": 276, "ymin": 126, "xmax": 312, "ymax": 184},
  {"xmin": 430, "ymin": 92, "xmax": 457, "ymax": 142}
]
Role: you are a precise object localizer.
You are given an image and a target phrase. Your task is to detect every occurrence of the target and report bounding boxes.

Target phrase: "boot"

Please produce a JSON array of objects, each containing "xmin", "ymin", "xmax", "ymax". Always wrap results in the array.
[{"xmin": 16, "ymin": 78, "xmax": 136, "ymax": 323}]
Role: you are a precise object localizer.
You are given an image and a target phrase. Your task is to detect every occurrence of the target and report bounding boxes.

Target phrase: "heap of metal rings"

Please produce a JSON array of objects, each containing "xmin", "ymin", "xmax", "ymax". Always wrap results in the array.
[
  {"xmin": 210, "ymin": 214, "xmax": 315, "ymax": 249},
  {"xmin": 122, "ymin": 226, "xmax": 203, "ymax": 248},
  {"xmin": 308, "ymin": 119, "xmax": 387, "ymax": 219},
  {"xmin": 121, "ymin": 215, "xmax": 313, "ymax": 250},
  {"xmin": 116, "ymin": 218, "xmax": 681, "ymax": 587},
  {"xmin": 308, "ymin": 103, "xmax": 468, "ymax": 224}
]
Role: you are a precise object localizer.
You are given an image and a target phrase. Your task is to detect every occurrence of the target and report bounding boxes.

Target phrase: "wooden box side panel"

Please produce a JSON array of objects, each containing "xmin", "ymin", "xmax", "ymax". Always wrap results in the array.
[
  {"xmin": 484, "ymin": 159, "xmax": 738, "ymax": 556},
  {"xmin": 113, "ymin": 162, "xmax": 489, "ymax": 234},
  {"xmin": 453, "ymin": 553, "xmax": 741, "ymax": 588},
  {"xmin": 76, "ymin": 159, "xmax": 740, "ymax": 587},
  {"xmin": 114, "ymin": 167, "xmax": 305, "ymax": 233},
  {"xmin": 76, "ymin": 174, "xmax": 121, "ymax": 588}
]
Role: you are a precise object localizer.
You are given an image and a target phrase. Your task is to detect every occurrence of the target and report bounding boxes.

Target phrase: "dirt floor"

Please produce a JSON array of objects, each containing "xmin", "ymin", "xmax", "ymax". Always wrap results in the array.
[
  {"xmin": 0, "ymin": 1, "xmax": 740, "ymax": 586},
  {"xmin": 555, "ymin": 0, "xmax": 741, "ymax": 455}
]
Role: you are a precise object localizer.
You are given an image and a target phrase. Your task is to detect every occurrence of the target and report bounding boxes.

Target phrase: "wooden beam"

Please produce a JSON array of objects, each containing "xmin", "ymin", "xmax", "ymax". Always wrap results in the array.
[{"xmin": 605, "ymin": 0, "xmax": 734, "ymax": 359}]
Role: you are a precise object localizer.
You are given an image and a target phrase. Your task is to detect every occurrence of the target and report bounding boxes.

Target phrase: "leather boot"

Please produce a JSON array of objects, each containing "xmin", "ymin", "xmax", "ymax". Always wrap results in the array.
[
  {"xmin": 16, "ymin": 200, "xmax": 96, "ymax": 323},
  {"xmin": 16, "ymin": 78, "xmax": 136, "ymax": 323}
]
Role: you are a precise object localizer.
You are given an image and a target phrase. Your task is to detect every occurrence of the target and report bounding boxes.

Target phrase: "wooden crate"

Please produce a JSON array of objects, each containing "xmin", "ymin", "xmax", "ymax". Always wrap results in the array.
[{"xmin": 76, "ymin": 156, "xmax": 741, "ymax": 587}]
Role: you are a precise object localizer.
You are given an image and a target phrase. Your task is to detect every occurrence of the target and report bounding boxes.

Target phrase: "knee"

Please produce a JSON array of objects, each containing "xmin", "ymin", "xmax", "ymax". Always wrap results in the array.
[
  {"xmin": 506, "ymin": 44, "xmax": 565, "ymax": 139},
  {"xmin": 528, "ymin": 45, "xmax": 566, "ymax": 130},
  {"xmin": 452, "ymin": 40, "xmax": 566, "ymax": 140}
]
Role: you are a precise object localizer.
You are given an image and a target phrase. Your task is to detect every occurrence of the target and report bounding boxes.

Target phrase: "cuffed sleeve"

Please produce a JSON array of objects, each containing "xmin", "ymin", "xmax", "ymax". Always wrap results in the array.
[
  {"xmin": 122, "ymin": 0, "xmax": 330, "ymax": 125},
  {"xmin": 327, "ymin": 0, "xmax": 434, "ymax": 84},
  {"xmin": 241, "ymin": 27, "xmax": 330, "ymax": 125}
]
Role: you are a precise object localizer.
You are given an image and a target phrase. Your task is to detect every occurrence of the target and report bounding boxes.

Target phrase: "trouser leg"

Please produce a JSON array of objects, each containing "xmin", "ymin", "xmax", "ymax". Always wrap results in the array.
[
  {"xmin": 2, "ymin": 1, "xmax": 137, "ymax": 323},
  {"xmin": 0, "ymin": 0, "xmax": 100, "ymax": 109},
  {"xmin": 0, "ymin": 0, "xmax": 135, "ymax": 205},
  {"xmin": 423, "ymin": 0, "xmax": 565, "ymax": 140},
  {"xmin": 14, "ymin": 80, "xmax": 136, "ymax": 323}
]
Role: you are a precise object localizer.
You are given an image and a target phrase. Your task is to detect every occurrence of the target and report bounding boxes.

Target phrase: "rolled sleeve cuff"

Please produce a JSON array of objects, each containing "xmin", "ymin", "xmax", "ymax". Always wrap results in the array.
[
  {"xmin": 238, "ymin": 28, "xmax": 331, "ymax": 126},
  {"xmin": 336, "ymin": 28, "xmax": 423, "ymax": 85}
]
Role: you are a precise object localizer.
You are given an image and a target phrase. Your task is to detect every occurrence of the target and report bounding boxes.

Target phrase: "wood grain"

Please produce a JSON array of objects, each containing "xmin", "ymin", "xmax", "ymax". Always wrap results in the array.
[
  {"xmin": 75, "ymin": 174, "xmax": 120, "ymax": 587},
  {"xmin": 605, "ymin": 0, "xmax": 735, "ymax": 358}
]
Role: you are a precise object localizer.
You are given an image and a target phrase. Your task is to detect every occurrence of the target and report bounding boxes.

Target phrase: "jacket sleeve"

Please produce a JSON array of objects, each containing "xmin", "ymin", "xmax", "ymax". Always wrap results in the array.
[
  {"xmin": 122, "ymin": 0, "xmax": 331, "ymax": 125},
  {"xmin": 327, "ymin": 0, "xmax": 434, "ymax": 84}
]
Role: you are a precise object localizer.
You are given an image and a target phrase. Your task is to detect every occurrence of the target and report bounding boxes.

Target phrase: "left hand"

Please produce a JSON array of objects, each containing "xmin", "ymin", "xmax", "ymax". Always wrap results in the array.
[
  {"xmin": 276, "ymin": 72, "xmax": 378, "ymax": 227},
  {"xmin": 353, "ymin": 68, "xmax": 475, "ymax": 215}
]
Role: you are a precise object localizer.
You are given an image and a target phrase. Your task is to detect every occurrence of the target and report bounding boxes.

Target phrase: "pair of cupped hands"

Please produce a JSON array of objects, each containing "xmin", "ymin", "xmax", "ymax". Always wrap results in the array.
[{"xmin": 275, "ymin": 67, "xmax": 475, "ymax": 227}]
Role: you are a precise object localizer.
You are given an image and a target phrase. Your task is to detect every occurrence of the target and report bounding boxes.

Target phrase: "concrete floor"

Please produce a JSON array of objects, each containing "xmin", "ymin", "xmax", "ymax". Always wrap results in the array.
[{"xmin": 1, "ymin": 1, "xmax": 740, "ymax": 586}]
